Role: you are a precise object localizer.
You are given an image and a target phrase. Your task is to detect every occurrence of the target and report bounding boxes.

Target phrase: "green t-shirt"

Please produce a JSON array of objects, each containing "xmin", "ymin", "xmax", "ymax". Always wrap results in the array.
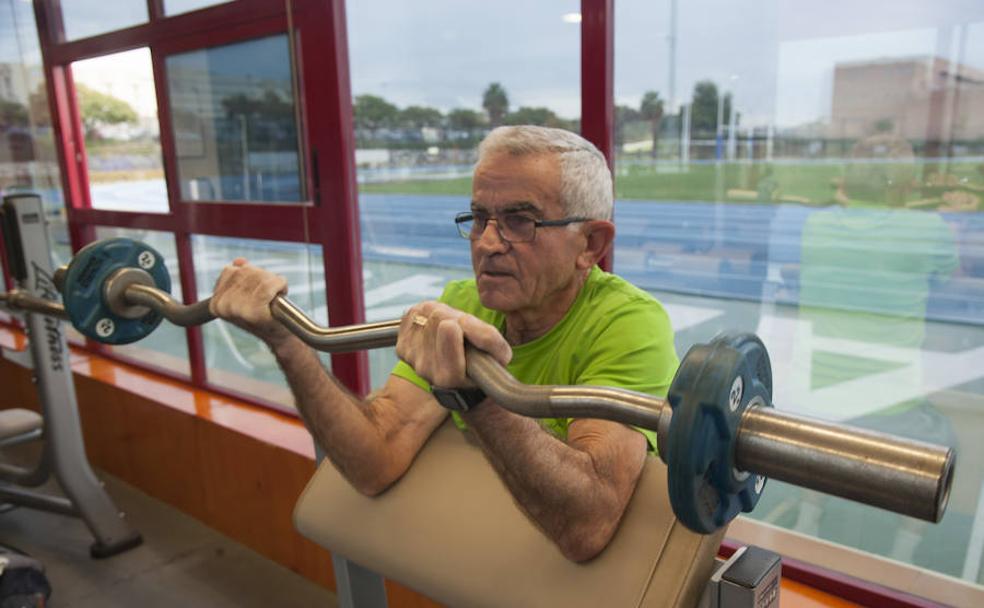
[
  {"xmin": 391, "ymin": 266, "xmax": 678, "ymax": 451},
  {"xmin": 798, "ymin": 205, "xmax": 957, "ymax": 415},
  {"xmin": 799, "ymin": 205, "xmax": 957, "ymax": 347}
]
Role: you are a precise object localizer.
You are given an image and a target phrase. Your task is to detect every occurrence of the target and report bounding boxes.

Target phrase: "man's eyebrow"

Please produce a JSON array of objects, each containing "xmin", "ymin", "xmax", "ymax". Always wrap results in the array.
[{"xmin": 470, "ymin": 201, "xmax": 541, "ymax": 215}]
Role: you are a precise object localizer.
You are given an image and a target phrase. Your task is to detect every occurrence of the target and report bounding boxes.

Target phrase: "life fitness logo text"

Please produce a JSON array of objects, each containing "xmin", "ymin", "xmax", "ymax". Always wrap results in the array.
[{"xmin": 31, "ymin": 262, "xmax": 64, "ymax": 372}]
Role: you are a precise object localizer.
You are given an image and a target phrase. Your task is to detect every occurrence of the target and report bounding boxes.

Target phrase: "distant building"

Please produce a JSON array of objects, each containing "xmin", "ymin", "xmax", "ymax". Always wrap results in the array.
[
  {"xmin": 0, "ymin": 62, "xmax": 45, "ymax": 106},
  {"xmin": 829, "ymin": 57, "xmax": 984, "ymax": 143}
]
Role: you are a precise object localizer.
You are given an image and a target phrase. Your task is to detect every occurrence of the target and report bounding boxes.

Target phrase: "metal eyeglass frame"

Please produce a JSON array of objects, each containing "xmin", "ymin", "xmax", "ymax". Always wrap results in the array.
[{"xmin": 454, "ymin": 211, "xmax": 590, "ymax": 243}]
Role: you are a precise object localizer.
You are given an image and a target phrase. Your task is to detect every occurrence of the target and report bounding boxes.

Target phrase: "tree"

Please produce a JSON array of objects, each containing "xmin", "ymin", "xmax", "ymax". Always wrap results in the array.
[
  {"xmin": 689, "ymin": 80, "xmax": 730, "ymax": 134},
  {"xmin": 222, "ymin": 90, "xmax": 294, "ymax": 121},
  {"xmin": 504, "ymin": 106, "xmax": 565, "ymax": 128},
  {"xmin": 639, "ymin": 91, "xmax": 664, "ymax": 159},
  {"xmin": 221, "ymin": 90, "xmax": 297, "ymax": 150},
  {"xmin": 482, "ymin": 82, "xmax": 509, "ymax": 127},
  {"xmin": 447, "ymin": 108, "xmax": 485, "ymax": 133},
  {"xmin": 0, "ymin": 99, "xmax": 30, "ymax": 128},
  {"xmin": 873, "ymin": 118, "xmax": 895, "ymax": 134},
  {"xmin": 614, "ymin": 104, "xmax": 640, "ymax": 146},
  {"xmin": 352, "ymin": 94, "xmax": 399, "ymax": 132},
  {"xmin": 400, "ymin": 105, "xmax": 443, "ymax": 129},
  {"xmin": 75, "ymin": 84, "xmax": 138, "ymax": 140}
]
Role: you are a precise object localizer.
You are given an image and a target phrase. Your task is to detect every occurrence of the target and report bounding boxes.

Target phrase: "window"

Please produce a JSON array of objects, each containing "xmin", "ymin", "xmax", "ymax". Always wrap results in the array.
[
  {"xmin": 59, "ymin": 0, "xmax": 147, "ymax": 42},
  {"xmin": 0, "ymin": 0, "xmax": 68, "ymax": 277},
  {"xmin": 193, "ymin": 235, "xmax": 325, "ymax": 410},
  {"xmin": 166, "ymin": 35, "xmax": 305, "ymax": 203},
  {"xmin": 72, "ymin": 48, "xmax": 167, "ymax": 213},
  {"xmin": 615, "ymin": 0, "xmax": 984, "ymax": 585},
  {"xmin": 347, "ymin": 0, "xmax": 581, "ymax": 387}
]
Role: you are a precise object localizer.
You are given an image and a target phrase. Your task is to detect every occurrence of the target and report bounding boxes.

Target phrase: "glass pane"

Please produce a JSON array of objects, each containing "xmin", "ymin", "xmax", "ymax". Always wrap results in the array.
[
  {"xmin": 347, "ymin": 0, "xmax": 580, "ymax": 386},
  {"xmin": 0, "ymin": 0, "xmax": 70, "ymax": 279},
  {"xmin": 166, "ymin": 35, "xmax": 305, "ymax": 203},
  {"xmin": 615, "ymin": 0, "xmax": 984, "ymax": 585},
  {"xmin": 193, "ymin": 235, "xmax": 324, "ymax": 410},
  {"xmin": 94, "ymin": 227, "xmax": 189, "ymax": 376},
  {"xmin": 60, "ymin": 0, "xmax": 147, "ymax": 42},
  {"xmin": 72, "ymin": 48, "xmax": 167, "ymax": 213},
  {"xmin": 163, "ymin": 0, "xmax": 231, "ymax": 17}
]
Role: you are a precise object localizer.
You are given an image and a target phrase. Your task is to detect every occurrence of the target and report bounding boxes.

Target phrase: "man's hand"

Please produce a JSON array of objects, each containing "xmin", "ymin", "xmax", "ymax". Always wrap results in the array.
[
  {"xmin": 209, "ymin": 258, "xmax": 295, "ymax": 349},
  {"xmin": 396, "ymin": 301, "xmax": 512, "ymax": 388}
]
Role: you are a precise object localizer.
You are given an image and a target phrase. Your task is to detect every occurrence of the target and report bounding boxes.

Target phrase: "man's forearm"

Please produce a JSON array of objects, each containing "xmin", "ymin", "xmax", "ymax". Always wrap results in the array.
[
  {"xmin": 463, "ymin": 403, "xmax": 631, "ymax": 562},
  {"xmin": 270, "ymin": 336, "xmax": 402, "ymax": 494}
]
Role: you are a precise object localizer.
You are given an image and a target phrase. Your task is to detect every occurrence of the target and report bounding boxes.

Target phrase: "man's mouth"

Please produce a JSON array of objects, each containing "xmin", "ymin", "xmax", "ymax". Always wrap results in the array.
[{"xmin": 480, "ymin": 268, "xmax": 512, "ymax": 278}]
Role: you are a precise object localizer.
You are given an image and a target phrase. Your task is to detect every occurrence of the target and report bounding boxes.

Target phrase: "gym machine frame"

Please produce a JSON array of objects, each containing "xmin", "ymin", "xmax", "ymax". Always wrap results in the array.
[{"xmin": 0, "ymin": 194, "xmax": 141, "ymax": 558}]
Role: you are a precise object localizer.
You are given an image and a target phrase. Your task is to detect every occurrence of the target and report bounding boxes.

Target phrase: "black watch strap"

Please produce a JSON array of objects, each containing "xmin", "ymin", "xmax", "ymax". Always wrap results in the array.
[{"xmin": 431, "ymin": 386, "xmax": 487, "ymax": 412}]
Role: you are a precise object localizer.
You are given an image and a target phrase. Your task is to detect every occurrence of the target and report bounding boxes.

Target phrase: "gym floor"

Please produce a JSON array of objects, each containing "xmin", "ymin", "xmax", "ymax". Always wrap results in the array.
[{"xmin": 0, "ymin": 469, "xmax": 337, "ymax": 608}]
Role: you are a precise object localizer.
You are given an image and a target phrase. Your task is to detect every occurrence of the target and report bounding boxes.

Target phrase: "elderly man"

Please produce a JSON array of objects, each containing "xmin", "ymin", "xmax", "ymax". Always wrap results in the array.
[{"xmin": 209, "ymin": 126, "xmax": 677, "ymax": 562}]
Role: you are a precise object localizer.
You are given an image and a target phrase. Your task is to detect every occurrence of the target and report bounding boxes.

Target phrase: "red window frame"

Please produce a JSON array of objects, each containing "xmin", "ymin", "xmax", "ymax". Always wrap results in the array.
[
  {"xmin": 21, "ymin": 0, "xmax": 615, "ymax": 407},
  {"xmin": 31, "ymin": 0, "xmax": 371, "ymax": 402}
]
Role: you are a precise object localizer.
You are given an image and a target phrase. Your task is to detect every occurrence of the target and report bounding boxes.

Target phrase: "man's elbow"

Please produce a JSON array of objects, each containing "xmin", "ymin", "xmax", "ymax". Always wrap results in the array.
[
  {"xmin": 344, "ymin": 460, "xmax": 405, "ymax": 497},
  {"xmin": 352, "ymin": 476, "xmax": 392, "ymax": 497},
  {"xmin": 555, "ymin": 519, "xmax": 619, "ymax": 563}
]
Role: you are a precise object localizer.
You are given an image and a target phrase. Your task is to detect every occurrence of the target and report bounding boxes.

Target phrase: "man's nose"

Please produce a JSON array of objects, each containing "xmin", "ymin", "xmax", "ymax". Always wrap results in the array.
[{"xmin": 475, "ymin": 219, "xmax": 509, "ymax": 251}]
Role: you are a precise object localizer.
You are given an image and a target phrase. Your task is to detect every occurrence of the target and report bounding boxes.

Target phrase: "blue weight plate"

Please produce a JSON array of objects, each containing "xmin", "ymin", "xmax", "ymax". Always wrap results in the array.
[
  {"xmin": 62, "ymin": 238, "xmax": 170, "ymax": 345},
  {"xmin": 711, "ymin": 332, "xmax": 773, "ymax": 399},
  {"xmin": 710, "ymin": 334, "xmax": 772, "ymax": 523},
  {"xmin": 666, "ymin": 334, "xmax": 773, "ymax": 534},
  {"xmin": 666, "ymin": 342, "xmax": 724, "ymax": 534}
]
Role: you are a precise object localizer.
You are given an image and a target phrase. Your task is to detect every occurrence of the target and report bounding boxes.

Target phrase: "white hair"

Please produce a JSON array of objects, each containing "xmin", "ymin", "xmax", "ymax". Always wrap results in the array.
[{"xmin": 476, "ymin": 125, "xmax": 613, "ymax": 221}]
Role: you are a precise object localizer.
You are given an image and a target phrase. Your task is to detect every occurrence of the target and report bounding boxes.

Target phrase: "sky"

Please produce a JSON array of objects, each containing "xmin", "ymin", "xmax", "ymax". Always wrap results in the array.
[
  {"xmin": 347, "ymin": 0, "xmax": 984, "ymax": 128},
  {"xmin": 6, "ymin": 0, "xmax": 984, "ymax": 131}
]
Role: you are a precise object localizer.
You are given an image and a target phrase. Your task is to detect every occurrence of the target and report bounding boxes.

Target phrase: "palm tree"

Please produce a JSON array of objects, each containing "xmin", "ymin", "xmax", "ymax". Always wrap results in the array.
[
  {"xmin": 640, "ymin": 91, "xmax": 664, "ymax": 160},
  {"xmin": 482, "ymin": 83, "xmax": 509, "ymax": 128}
]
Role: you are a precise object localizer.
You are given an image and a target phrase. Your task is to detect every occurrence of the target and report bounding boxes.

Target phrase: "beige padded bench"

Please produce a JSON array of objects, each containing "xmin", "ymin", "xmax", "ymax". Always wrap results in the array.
[
  {"xmin": 295, "ymin": 420, "xmax": 724, "ymax": 608},
  {"xmin": 0, "ymin": 408, "xmax": 43, "ymax": 448}
]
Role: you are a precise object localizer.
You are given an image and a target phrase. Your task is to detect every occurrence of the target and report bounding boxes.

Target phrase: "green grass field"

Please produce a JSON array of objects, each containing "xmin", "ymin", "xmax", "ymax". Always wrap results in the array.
[{"xmin": 360, "ymin": 159, "xmax": 984, "ymax": 207}]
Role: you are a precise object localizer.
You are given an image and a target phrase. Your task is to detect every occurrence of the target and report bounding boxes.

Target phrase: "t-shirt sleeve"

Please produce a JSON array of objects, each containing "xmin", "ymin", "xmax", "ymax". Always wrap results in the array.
[
  {"xmin": 574, "ymin": 298, "xmax": 678, "ymax": 453},
  {"xmin": 391, "ymin": 358, "xmax": 430, "ymax": 392}
]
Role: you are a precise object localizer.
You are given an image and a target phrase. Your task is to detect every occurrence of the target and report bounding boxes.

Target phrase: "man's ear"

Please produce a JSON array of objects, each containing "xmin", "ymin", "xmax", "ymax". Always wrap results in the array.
[{"xmin": 576, "ymin": 220, "xmax": 615, "ymax": 270}]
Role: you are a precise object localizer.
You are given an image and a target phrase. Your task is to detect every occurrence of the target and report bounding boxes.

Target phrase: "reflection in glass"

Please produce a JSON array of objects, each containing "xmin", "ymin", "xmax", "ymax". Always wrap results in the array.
[
  {"xmin": 613, "ymin": 0, "xmax": 984, "ymax": 585},
  {"xmin": 60, "ymin": 0, "xmax": 147, "ymax": 42},
  {"xmin": 0, "ymin": 0, "xmax": 69, "ymax": 294},
  {"xmin": 166, "ymin": 36, "xmax": 304, "ymax": 203},
  {"xmin": 94, "ymin": 227, "xmax": 189, "ymax": 376},
  {"xmin": 786, "ymin": 135, "xmax": 961, "ymax": 566},
  {"xmin": 72, "ymin": 48, "xmax": 167, "ymax": 212},
  {"xmin": 192, "ymin": 235, "xmax": 324, "ymax": 410}
]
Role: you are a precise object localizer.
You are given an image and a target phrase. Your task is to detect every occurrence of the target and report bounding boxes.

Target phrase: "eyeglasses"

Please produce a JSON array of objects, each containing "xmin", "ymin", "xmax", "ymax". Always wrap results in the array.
[{"xmin": 454, "ymin": 211, "xmax": 589, "ymax": 243}]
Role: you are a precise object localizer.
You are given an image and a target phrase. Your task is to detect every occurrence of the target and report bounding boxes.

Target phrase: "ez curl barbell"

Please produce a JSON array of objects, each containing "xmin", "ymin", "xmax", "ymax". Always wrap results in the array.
[{"xmin": 0, "ymin": 237, "xmax": 955, "ymax": 535}]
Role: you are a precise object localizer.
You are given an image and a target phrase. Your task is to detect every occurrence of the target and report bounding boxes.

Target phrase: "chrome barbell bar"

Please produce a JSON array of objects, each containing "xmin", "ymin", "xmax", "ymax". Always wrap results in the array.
[{"xmin": 0, "ymin": 274, "xmax": 955, "ymax": 525}]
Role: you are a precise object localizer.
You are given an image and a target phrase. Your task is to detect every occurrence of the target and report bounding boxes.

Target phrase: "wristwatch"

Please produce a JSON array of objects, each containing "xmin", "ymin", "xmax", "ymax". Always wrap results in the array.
[{"xmin": 431, "ymin": 386, "xmax": 487, "ymax": 412}]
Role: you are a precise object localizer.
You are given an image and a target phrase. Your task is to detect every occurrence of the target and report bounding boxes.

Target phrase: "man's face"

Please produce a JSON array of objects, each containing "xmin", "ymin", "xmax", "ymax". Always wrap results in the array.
[{"xmin": 469, "ymin": 151, "xmax": 586, "ymax": 315}]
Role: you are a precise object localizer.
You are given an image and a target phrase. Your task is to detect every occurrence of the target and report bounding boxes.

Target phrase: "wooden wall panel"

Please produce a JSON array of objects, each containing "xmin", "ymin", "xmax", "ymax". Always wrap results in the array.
[
  {"xmin": 385, "ymin": 580, "xmax": 444, "ymax": 608},
  {"xmin": 76, "ymin": 374, "xmax": 210, "ymax": 521}
]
